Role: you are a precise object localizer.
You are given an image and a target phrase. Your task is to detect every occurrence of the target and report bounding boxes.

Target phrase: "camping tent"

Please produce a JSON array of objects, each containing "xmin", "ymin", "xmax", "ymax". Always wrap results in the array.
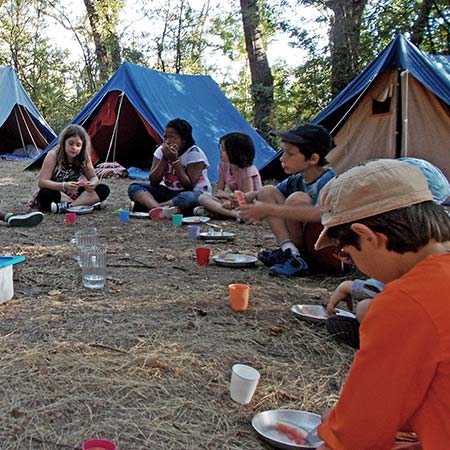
[
  {"xmin": 260, "ymin": 34, "xmax": 450, "ymax": 181},
  {"xmin": 0, "ymin": 66, "xmax": 56, "ymax": 157},
  {"xmin": 27, "ymin": 62, "xmax": 275, "ymax": 181}
]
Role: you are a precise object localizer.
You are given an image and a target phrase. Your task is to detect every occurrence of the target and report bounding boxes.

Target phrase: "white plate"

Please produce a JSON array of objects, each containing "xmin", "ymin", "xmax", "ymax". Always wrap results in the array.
[
  {"xmin": 290, "ymin": 304, "xmax": 356, "ymax": 324},
  {"xmin": 130, "ymin": 212, "xmax": 150, "ymax": 219},
  {"xmin": 182, "ymin": 216, "xmax": 210, "ymax": 224},
  {"xmin": 67, "ymin": 205, "xmax": 94, "ymax": 215},
  {"xmin": 252, "ymin": 409, "xmax": 323, "ymax": 449},
  {"xmin": 198, "ymin": 231, "xmax": 235, "ymax": 240},
  {"xmin": 212, "ymin": 253, "xmax": 257, "ymax": 268}
]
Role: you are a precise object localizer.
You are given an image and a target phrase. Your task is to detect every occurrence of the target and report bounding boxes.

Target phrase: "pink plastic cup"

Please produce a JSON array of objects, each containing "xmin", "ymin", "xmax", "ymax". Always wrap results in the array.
[
  {"xmin": 82, "ymin": 438, "xmax": 117, "ymax": 450},
  {"xmin": 65, "ymin": 212, "xmax": 76, "ymax": 225}
]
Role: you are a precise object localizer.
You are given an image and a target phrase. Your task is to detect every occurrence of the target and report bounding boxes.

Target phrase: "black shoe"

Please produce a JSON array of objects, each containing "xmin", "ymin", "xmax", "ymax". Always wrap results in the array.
[
  {"xmin": 326, "ymin": 315, "xmax": 360, "ymax": 349},
  {"xmin": 257, "ymin": 248, "xmax": 291, "ymax": 267}
]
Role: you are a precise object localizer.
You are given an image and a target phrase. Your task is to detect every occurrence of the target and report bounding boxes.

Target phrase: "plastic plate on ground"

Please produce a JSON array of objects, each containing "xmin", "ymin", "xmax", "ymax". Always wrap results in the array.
[
  {"xmin": 67, "ymin": 205, "xmax": 94, "ymax": 215},
  {"xmin": 130, "ymin": 211, "xmax": 150, "ymax": 219},
  {"xmin": 182, "ymin": 216, "xmax": 210, "ymax": 224},
  {"xmin": 198, "ymin": 231, "xmax": 235, "ymax": 240},
  {"xmin": 290, "ymin": 304, "xmax": 356, "ymax": 324},
  {"xmin": 212, "ymin": 253, "xmax": 257, "ymax": 268},
  {"xmin": 252, "ymin": 409, "xmax": 323, "ymax": 449}
]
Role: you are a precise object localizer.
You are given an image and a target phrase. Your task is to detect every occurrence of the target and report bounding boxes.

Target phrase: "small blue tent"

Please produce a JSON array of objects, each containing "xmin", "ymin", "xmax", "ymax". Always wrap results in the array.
[
  {"xmin": 0, "ymin": 66, "xmax": 55, "ymax": 156},
  {"xmin": 27, "ymin": 62, "xmax": 275, "ymax": 181},
  {"xmin": 260, "ymin": 35, "xmax": 450, "ymax": 181}
]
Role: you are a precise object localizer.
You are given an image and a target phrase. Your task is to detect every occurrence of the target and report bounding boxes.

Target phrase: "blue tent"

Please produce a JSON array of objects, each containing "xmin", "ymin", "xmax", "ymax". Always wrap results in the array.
[
  {"xmin": 260, "ymin": 35, "xmax": 450, "ymax": 181},
  {"xmin": 0, "ymin": 66, "xmax": 55, "ymax": 156},
  {"xmin": 27, "ymin": 62, "xmax": 275, "ymax": 181}
]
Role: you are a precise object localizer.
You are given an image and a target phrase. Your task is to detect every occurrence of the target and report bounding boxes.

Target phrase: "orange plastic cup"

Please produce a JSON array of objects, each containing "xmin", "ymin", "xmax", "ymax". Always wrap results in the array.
[
  {"xmin": 196, "ymin": 247, "xmax": 210, "ymax": 266},
  {"xmin": 228, "ymin": 284, "xmax": 250, "ymax": 311}
]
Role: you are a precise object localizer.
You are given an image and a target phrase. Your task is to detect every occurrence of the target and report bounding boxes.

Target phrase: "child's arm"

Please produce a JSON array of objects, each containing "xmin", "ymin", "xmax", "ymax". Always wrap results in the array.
[
  {"xmin": 82, "ymin": 160, "xmax": 99, "ymax": 192},
  {"xmin": 38, "ymin": 151, "xmax": 77, "ymax": 193},
  {"xmin": 327, "ymin": 280, "xmax": 354, "ymax": 315},
  {"xmin": 149, "ymin": 154, "xmax": 168, "ymax": 185}
]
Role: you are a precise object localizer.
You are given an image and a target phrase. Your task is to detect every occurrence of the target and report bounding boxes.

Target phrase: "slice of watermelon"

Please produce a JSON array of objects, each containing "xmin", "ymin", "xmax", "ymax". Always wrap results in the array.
[{"xmin": 274, "ymin": 421, "xmax": 307, "ymax": 445}]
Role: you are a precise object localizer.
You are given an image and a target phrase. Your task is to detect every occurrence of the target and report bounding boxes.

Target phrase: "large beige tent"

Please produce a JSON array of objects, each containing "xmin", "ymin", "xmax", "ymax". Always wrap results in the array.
[{"xmin": 260, "ymin": 35, "xmax": 450, "ymax": 180}]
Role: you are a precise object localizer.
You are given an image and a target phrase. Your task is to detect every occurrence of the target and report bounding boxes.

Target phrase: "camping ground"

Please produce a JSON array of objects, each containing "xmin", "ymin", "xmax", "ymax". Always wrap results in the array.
[{"xmin": 0, "ymin": 160, "xmax": 355, "ymax": 449}]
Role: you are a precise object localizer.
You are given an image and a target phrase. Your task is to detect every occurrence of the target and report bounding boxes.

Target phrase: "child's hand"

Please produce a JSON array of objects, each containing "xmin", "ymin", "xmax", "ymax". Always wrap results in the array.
[
  {"xmin": 327, "ymin": 280, "xmax": 354, "ymax": 315},
  {"xmin": 64, "ymin": 181, "xmax": 79, "ymax": 193},
  {"xmin": 238, "ymin": 201, "xmax": 269, "ymax": 223},
  {"xmin": 162, "ymin": 142, "xmax": 179, "ymax": 161},
  {"xmin": 83, "ymin": 181, "xmax": 97, "ymax": 192}
]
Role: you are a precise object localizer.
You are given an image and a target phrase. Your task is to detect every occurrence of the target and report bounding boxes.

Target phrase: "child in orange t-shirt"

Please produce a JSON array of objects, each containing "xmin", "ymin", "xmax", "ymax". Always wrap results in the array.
[{"xmin": 314, "ymin": 159, "xmax": 450, "ymax": 450}]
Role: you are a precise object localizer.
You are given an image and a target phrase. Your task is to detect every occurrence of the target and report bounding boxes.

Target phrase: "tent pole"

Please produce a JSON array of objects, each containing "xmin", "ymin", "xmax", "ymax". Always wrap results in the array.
[
  {"xmin": 395, "ymin": 69, "xmax": 403, "ymax": 159},
  {"xmin": 16, "ymin": 105, "xmax": 40, "ymax": 157},
  {"xmin": 400, "ymin": 70, "xmax": 410, "ymax": 157}
]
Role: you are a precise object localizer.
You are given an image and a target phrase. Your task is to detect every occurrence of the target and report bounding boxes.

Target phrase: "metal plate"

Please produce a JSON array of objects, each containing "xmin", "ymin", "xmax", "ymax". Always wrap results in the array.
[
  {"xmin": 182, "ymin": 216, "xmax": 210, "ymax": 224},
  {"xmin": 212, "ymin": 253, "xmax": 257, "ymax": 268},
  {"xmin": 198, "ymin": 231, "xmax": 235, "ymax": 240},
  {"xmin": 129, "ymin": 212, "xmax": 149, "ymax": 219},
  {"xmin": 67, "ymin": 205, "xmax": 94, "ymax": 215},
  {"xmin": 290, "ymin": 304, "xmax": 356, "ymax": 324},
  {"xmin": 252, "ymin": 409, "xmax": 323, "ymax": 449}
]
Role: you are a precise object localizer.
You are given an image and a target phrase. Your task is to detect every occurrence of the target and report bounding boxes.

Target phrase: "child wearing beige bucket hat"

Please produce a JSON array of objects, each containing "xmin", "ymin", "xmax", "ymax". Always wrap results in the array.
[{"xmin": 314, "ymin": 159, "xmax": 450, "ymax": 450}]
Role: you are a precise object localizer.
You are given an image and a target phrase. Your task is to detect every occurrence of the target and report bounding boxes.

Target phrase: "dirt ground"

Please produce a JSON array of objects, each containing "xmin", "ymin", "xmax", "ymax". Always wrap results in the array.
[{"xmin": 0, "ymin": 160, "xmax": 356, "ymax": 450}]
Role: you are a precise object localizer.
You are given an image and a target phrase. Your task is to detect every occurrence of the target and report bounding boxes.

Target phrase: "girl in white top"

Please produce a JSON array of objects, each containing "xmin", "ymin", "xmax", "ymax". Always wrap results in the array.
[{"xmin": 128, "ymin": 118, "xmax": 211, "ymax": 219}]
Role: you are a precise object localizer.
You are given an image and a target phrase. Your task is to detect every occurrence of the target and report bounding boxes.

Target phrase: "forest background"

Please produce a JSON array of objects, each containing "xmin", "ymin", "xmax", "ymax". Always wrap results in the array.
[{"xmin": 0, "ymin": 0, "xmax": 448, "ymax": 146}]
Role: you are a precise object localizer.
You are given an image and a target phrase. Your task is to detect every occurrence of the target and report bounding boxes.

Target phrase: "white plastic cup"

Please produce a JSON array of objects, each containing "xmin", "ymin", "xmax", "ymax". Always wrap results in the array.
[
  {"xmin": 80, "ymin": 244, "xmax": 107, "ymax": 289},
  {"xmin": 230, "ymin": 364, "xmax": 260, "ymax": 404}
]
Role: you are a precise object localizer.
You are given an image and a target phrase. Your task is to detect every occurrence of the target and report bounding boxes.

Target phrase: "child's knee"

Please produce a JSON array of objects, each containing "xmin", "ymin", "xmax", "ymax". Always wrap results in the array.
[
  {"xmin": 257, "ymin": 185, "xmax": 284, "ymax": 202},
  {"xmin": 286, "ymin": 191, "xmax": 313, "ymax": 206},
  {"xmin": 356, "ymin": 299, "xmax": 371, "ymax": 323}
]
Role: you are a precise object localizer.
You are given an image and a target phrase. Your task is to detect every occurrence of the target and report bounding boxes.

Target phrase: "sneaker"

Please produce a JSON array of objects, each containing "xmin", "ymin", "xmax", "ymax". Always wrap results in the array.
[
  {"xmin": 193, "ymin": 206, "xmax": 207, "ymax": 216},
  {"xmin": 269, "ymin": 254, "xmax": 309, "ymax": 277},
  {"xmin": 92, "ymin": 200, "xmax": 107, "ymax": 210},
  {"xmin": 258, "ymin": 248, "xmax": 291, "ymax": 267},
  {"xmin": 50, "ymin": 201, "xmax": 71, "ymax": 213},
  {"xmin": 326, "ymin": 315, "xmax": 360, "ymax": 349},
  {"xmin": 150, "ymin": 205, "xmax": 181, "ymax": 220},
  {"xmin": 7, "ymin": 211, "xmax": 44, "ymax": 227}
]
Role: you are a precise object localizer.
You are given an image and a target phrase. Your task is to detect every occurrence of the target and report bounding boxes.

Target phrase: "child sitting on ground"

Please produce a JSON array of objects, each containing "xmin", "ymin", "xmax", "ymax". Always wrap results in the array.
[
  {"xmin": 128, "ymin": 118, "xmax": 211, "ymax": 219},
  {"xmin": 239, "ymin": 123, "xmax": 340, "ymax": 277},
  {"xmin": 36, "ymin": 124, "xmax": 110, "ymax": 213},
  {"xmin": 195, "ymin": 132, "xmax": 262, "ymax": 220},
  {"xmin": 325, "ymin": 157, "xmax": 450, "ymax": 349},
  {"xmin": 314, "ymin": 159, "xmax": 450, "ymax": 450}
]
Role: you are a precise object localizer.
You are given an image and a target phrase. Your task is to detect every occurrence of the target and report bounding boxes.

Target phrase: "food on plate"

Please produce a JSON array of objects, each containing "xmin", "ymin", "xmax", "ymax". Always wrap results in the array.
[
  {"xmin": 274, "ymin": 421, "xmax": 308, "ymax": 445},
  {"xmin": 235, "ymin": 190, "xmax": 247, "ymax": 206}
]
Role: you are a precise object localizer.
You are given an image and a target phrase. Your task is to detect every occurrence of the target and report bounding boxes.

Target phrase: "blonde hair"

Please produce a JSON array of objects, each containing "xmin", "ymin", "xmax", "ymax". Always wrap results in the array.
[{"xmin": 55, "ymin": 124, "xmax": 91, "ymax": 171}]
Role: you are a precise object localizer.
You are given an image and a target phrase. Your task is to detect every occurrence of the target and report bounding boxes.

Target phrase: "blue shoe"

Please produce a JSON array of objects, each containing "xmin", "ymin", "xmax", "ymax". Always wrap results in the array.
[
  {"xmin": 269, "ymin": 254, "xmax": 309, "ymax": 277},
  {"xmin": 257, "ymin": 248, "xmax": 291, "ymax": 267}
]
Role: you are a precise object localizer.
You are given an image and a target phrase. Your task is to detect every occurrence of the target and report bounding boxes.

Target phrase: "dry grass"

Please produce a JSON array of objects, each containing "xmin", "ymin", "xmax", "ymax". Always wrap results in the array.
[{"xmin": 0, "ymin": 160, "xmax": 355, "ymax": 449}]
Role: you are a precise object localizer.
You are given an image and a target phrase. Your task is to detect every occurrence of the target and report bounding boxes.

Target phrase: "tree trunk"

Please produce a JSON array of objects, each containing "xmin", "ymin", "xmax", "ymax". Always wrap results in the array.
[
  {"xmin": 410, "ymin": 0, "xmax": 432, "ymax": 48},
  {"xmin": 240, "ymin": 0, "xmax": 274, "ymax": 141},
  {"xmin": 326, "ymin": 0, "xmax": 367, "ymax": 96},
  {"xmin": 83, "ymin": 0, "xmax": 109, "ymax": 82}
]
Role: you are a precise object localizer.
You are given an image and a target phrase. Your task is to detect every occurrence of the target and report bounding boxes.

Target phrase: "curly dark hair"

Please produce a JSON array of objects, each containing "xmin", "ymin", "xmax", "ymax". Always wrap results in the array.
[
  {"xmin": 166, "ymin": 118, "xmax": 195, "ymax": 154},
  {"xmin": 220, "ymin": 132, "xmax": 255, "ymax": 168}
]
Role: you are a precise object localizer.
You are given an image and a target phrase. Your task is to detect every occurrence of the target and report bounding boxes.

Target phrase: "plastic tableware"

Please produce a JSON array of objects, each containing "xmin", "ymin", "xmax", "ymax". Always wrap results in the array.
[
  {"xmin": 81, "ymin": 438, "xmax": 117, "ymax": 450},
  {"xmin": 228, "ymin": 283, "xmax": 250, "ymax": 311},
  {"xmin": 230, "ymin": 363, "xmax": 260, "ymax": 404},
  {"xmin": 196, "ymin": 247, "xmax": 210, "ymax": 266},
  {"xmin": 172, "ymin": 213, "xmax": 183, "ymax": 226},
  {"xmin": 119, "ymin": 210, "xmax": 130, "ymax": 222},
  {"xmin": 65, "ymin": 212, "xmax": 76, "ymax": 224}
]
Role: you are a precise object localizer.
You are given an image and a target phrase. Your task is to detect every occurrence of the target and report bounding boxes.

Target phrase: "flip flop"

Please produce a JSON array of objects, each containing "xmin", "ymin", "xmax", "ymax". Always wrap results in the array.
[{"xmin": 326, "ymin": 315, "xmax": 360, "ymax": 349}]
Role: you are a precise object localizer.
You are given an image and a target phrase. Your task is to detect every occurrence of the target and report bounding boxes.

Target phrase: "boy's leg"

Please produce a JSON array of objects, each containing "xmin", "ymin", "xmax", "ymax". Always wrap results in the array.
[{"xmin": 303, "ymin": 222, "xmax": 344, "ymax": 274}]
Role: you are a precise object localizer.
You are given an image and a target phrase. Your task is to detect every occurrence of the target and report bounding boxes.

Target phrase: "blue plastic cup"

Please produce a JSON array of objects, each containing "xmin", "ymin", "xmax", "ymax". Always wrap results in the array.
[{"xmin": 119, "ymin": 210, "xmax": 130, "ymax": 223}]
